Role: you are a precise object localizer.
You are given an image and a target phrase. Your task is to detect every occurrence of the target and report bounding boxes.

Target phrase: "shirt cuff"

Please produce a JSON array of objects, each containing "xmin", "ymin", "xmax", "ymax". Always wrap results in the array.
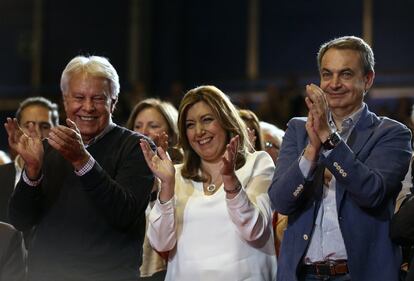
[
  {"xmin": 22, "ymin": 170, "xmax": 43, "ymax": 187},
  {"xmin": 322, "ymin": 149, "xmax": 333, "ymax": 157},
  {"xmin": 155, "ymin": 195, "xmax": 175, "ymax": 213},
  {"xmin": 299, "ymin": 155, "xmax": 316, "ymax": 179},
  {"xmin": 226, "ymin": 187, "xmax": 247, "ymax": 208},
  {"xmin": 74, "ymin": 156, "xmax": 95, "ymax": 176}
]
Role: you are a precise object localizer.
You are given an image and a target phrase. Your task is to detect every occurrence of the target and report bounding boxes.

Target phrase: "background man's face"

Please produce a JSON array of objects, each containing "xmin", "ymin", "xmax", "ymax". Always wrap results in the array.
[{"xmin": 19, "ymin": 105, "xmax": 54, "ymax": 139}]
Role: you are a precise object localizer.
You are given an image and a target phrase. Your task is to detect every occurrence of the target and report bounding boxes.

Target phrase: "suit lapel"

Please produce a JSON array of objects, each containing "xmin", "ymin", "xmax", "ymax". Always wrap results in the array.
[
  {"xmin": 347, "ymin": 106, "xmax": 378, "ymax": 156},
  {"xmin": 336, "ymin": 106, "xmax": 379, "ymax": 208}
]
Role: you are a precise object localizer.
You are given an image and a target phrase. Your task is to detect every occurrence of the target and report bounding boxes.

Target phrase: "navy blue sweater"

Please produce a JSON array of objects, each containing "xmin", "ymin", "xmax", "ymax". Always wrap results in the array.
[{"xmin": 9, "ymin": 126, "xmax": 154, "ymax": 281}]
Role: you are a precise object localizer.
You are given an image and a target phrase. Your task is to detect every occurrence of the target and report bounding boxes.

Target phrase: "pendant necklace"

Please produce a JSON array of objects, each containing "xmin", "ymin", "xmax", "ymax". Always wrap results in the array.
[
  {"xmin": 206, "ymin": 184, "xmax": 216, "ymax": 192},
  {"xmin": 205, "ymin": 173, "xmax": 221, "ymax": 193}
]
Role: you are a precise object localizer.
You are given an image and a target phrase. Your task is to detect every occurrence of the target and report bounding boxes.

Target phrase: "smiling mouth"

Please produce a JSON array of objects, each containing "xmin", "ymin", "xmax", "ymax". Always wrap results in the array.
[
  {"xmin": 326, "ymin": 92, "xmax": 346, "ymax": 97},
  {"xmin": 198, "ymin": 137, "xmax": 212, "ymax": 145},
  {"xmin": 79, "ymin": 116, "xmax": 97, "ymax": 121}
]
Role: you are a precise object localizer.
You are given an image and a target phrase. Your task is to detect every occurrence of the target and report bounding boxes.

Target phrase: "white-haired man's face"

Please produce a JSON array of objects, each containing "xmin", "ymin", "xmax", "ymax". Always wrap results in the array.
[{"xmin": 63, "ymin": 72, "xmax": 115, "ymax": 144}]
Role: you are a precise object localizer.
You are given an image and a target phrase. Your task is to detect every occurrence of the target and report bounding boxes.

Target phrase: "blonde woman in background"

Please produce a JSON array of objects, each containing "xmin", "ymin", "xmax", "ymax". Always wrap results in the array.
[
  {"xmin": 238, "ymin": 109, "xmax": 264, "ymax": 152},
  {"xmin": 126, "ymin": 98, "xmax": 182, "ymax": 164},
  {"xmin": 126, "ymin": 98, "xmax": 183, "ymax": 280}
]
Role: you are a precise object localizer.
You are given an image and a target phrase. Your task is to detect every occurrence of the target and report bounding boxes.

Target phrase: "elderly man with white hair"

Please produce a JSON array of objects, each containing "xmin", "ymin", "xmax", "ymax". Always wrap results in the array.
[{"xmin": 5, "ymin": 56, "xmax": 154, "ymax": 281}]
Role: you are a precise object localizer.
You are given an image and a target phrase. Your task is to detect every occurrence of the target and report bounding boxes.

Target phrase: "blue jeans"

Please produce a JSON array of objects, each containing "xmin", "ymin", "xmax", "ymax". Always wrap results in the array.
[{"xmin": 299, "ymin": 273, "xmax": 351, "ymax": 281}]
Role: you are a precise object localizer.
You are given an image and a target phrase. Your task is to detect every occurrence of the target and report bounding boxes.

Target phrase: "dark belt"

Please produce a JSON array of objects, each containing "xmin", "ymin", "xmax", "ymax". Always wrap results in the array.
[{"xmin": 302, "ymin": 260, "xmax": 349, "ymax": 276}]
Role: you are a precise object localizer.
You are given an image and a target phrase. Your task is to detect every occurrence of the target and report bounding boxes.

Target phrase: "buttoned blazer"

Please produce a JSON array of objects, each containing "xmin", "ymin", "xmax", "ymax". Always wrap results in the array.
[{"xmin": 268, "ymin": 105, "xmax": 412, "ymax": 281}]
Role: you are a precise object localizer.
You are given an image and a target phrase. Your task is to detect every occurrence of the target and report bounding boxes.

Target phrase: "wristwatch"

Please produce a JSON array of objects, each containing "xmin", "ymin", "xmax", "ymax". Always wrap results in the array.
[{"xmin": 322, "ymin": 132, "xmax": 341, "ymax": 150}]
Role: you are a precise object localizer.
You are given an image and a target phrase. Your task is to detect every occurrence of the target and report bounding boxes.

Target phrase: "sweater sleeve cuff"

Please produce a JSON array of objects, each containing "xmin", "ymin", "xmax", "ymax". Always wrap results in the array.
[{"xmin": 74, "ymin": 156, "xmax": 95, "ymax": 176}]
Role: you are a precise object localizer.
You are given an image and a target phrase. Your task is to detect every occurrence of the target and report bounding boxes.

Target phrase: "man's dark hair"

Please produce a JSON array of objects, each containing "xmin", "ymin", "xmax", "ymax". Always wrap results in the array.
[{"xmin": 16, "ymin": 96, "xmax": 59, "ymax": 126}]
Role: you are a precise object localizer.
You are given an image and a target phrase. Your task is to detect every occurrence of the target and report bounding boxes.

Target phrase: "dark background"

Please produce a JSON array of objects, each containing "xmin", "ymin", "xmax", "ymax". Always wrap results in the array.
[{"xmin": 1, "ymin": 0, "xmax": 413, "ymax": 151}]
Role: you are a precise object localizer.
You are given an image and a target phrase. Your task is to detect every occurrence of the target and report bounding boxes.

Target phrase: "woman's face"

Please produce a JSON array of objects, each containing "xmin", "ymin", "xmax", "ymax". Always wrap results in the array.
[
  {"xmin": 185, "ymin": 101, "xmax": 227, "ymax": 163},
  {"xmin": 134, "ymin": 107, "xmax": 169, "ymax": 140}
]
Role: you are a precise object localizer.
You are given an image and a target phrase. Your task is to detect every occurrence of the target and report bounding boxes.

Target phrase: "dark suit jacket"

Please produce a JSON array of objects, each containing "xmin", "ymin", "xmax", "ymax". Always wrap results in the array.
[
  {"xmin": 0, "ymin": 163, "xmax": 16, "ymax": 223},
  {"xmin": 0, "ymin": 222, "xmax": 26, "ymax": 281},
  {"xmin": 391, "ymin": 195, "xmax": 414, "ymax": 281},
  {"xmin": 269, "ymin": 105, "xmax": 412, "ymax": 281}
]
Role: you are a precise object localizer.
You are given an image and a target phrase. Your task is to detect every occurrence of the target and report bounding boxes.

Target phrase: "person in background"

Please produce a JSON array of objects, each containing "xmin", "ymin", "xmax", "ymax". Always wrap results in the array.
[
  {"xmin": 126, "ymin": 98, "xmax": 183, "ymax": 280},
  {"xmin": 0, "ymin": 97, "xmax": 58, "ymax": 252},
  {"xmin": 14, "ymin": 96, "xmax": 59, "ymax": 139},
  {"xmin": 390, "ymin": 105, "xmax": 414, "ymax": 281},
  {"xmin": 239, "ymin": 108, "xmax": 264, "ymax": 152},
  {"xmin": 268, "ymin": 36, "xmax": 412, "ymax": 281},
  {"xmin": 391, "ymin": 162, "xmax": 414, "ymax": 281},
  {"xmin": 0, "ymin": 97, "xmax": 59, "ymax": 224},
  {"xmin": 0, "ymin": 222, "xmax": 26, "ymax": 281},
  {"xmin": 126, "ymin": 98, "xmax": 183, "ymax": 165},
  {"xmin": 391, "ymin": 156, "xmax": 414, "ymax": 281},
  {"xmin": 260, "ymin": 121, "xmax": 285, "ymax": 164},
  {"xmin": 259, "ymin": 120, "xmax": 287, "ymax": 256},
  {"xmin": 5, "ymin": 55, "xmax": 154, "ymax": 281},
  {"xmin": 140, "ymin": 85, "xmax": 277, "ymax": 280},
  {"xmin": 395, "ymin": 104, "xmax": 414, "ymax": 212}
]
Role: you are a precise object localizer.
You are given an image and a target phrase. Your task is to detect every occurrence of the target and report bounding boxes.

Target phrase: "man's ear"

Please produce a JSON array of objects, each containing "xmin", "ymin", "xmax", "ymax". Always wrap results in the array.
[
  {"xmin": 110, "ymin": 97, "xmax": 118, "ymax": 113},
  {"xmin": 364, "ymin": 71, "xmax": 375, "ymax": 92}
]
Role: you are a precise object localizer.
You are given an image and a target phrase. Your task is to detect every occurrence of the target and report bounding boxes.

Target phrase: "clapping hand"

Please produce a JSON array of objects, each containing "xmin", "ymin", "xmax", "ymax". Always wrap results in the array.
[
  {"xmin": 47, "ymin": 119, "xmax": 91, "ymax": 170},
  {"xmin": 151, "ymin": 131, "xmax": 169, "ymax": 152},
  {"xmin": 221, "ymin": 135, "xmax": 239, "ymax": 177},
  {"xmin": 305, "ymin": 84, "xmax": 331, "ymax": 142},
  {"xmin": 220, "ymin": 135, "xmax": 242, "ymax": 196},
  {"xmin": 304, "ymin": 84, "xmax": 331, "ymax": 160},
  {"xmin": 4, "ymin": 117, "xmax": 44, "ymax": 179},
  {"xmin": 140, "ymin": 139, "xmax": 175, "ymax": 189}
]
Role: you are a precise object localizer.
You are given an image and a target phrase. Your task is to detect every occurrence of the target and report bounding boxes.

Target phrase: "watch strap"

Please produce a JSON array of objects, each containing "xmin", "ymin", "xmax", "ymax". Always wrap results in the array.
[{"xmin": 322, "ymin": 132, "xmax": 341, "ymax": 150}]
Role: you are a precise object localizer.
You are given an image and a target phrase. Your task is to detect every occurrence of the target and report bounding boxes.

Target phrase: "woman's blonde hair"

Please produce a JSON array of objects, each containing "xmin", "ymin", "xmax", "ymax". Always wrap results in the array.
[
  {"xmin": 238, "ymin": 108, "xmax": 264, "ymax": 151},
  {"xmin": 126, "ymin": 98, "xmax": 183, "ymax": 163}
]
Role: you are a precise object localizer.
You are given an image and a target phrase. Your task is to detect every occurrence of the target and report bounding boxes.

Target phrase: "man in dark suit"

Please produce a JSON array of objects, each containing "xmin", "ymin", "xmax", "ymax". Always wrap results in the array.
[
  {"xmin": 391, "ymin": 192, "xmax": 414, "ymax": 281},
  {"xmin": 268, "ymin": 36, "xmax": 412, "ymax": 281},
  {"xmin": 0, "ymin": 97, "xmax": 59, "ymax": 223},
  {"xmin": 0, "ymin": 222, "xmax": 26, "ymax": 281}
]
